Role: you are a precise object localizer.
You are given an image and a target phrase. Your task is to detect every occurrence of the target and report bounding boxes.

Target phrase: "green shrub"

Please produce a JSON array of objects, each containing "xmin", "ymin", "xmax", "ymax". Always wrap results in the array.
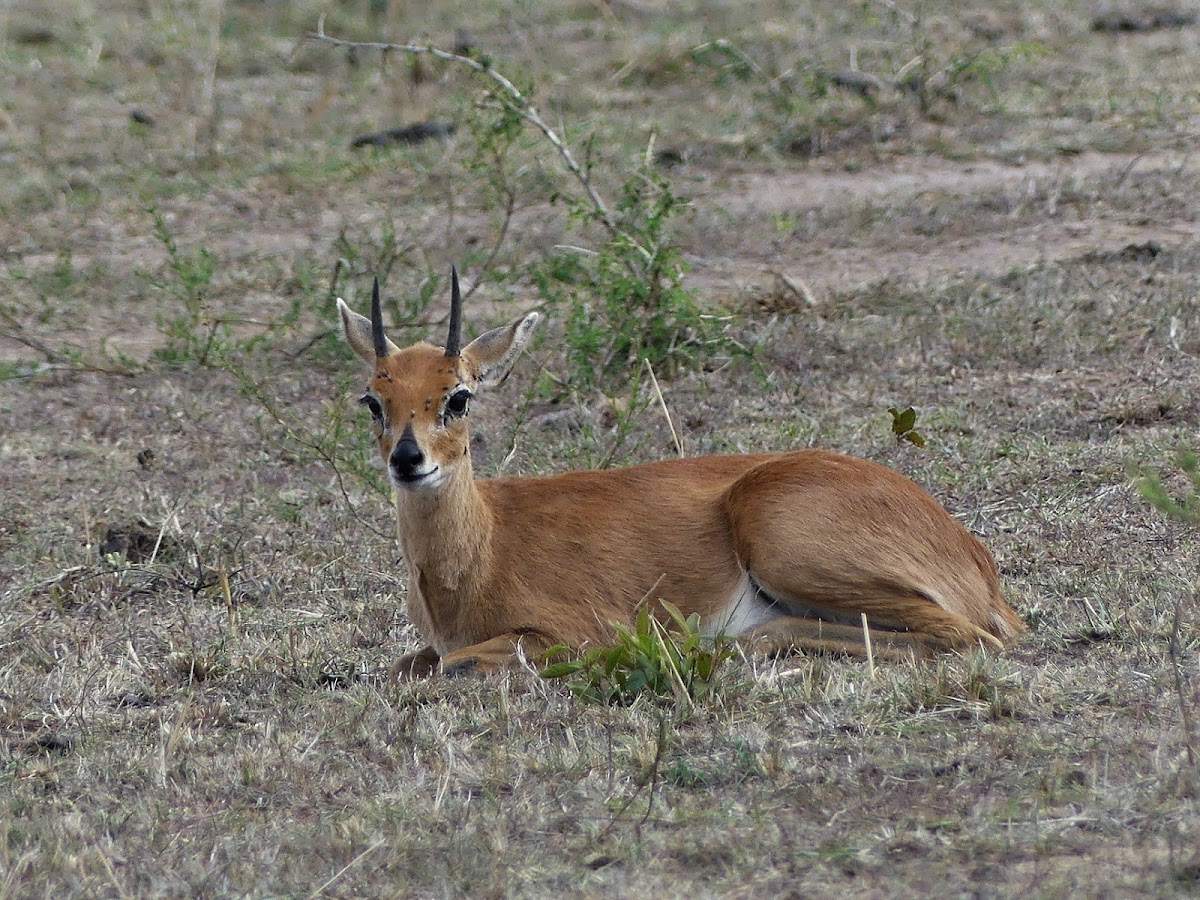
[{"xmin": 540, "ymin": 601, "xmax": 734, "ymax": 707}]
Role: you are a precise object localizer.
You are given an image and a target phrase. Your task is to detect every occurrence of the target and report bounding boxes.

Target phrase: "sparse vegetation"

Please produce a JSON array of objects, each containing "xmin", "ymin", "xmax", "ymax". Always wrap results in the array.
[
  {"xmin": 1139, "ymin": 450, "xmax": 1200, "ymax": 524},
  {"xmin": 1, "ymin": 1, "xmax": 1199, "ymax": 896},
  {"xmin": 309, "ymin": 26, "xmax": 732, "ymax": 390},
  {"xmin": 541, "ymin": 161, "xmax": 729, "ymax": 389},
  {"xmin": 541, "ymin": 602, "xmax": 736, "ymax": 707},
  {"xmin": 143, "ymin": 207, "xmax": 222, "ymax": 366}
]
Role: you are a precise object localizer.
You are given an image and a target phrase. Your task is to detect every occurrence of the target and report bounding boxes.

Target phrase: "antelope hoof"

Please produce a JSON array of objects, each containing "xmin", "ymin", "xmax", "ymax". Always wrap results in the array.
[
  {"xmin": 441, "ymin": 657, "xmax": 479, "ymax": 678},
  {"xmin": 389, "ymin": 649, "xmax": 440, "ymax": 682}
]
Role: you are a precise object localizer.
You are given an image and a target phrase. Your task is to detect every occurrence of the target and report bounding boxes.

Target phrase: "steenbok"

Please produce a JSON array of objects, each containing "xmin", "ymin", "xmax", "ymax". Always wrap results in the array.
[{"xmin": 337, "ymin": 272, "xmax": 1024, "ymax": 679}]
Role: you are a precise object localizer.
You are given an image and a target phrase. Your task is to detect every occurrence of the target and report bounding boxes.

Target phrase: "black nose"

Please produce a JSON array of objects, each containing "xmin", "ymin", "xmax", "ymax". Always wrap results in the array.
[{"xmin": 390, "ymin": 429, "xmax": 424, "ymax": 479}]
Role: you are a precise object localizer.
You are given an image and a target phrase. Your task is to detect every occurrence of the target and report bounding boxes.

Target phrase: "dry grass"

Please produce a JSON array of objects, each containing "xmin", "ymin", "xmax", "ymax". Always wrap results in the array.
[{"xmin": 2, "ymin": 0, "xmax": 1200, "ymax": 896}]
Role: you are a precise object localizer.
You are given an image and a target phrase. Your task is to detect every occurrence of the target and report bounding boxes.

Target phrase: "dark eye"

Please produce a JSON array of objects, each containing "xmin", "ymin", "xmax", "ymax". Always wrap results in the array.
[
  {"xmin": 358, "ymin": 394, "xmax": 383, "ymax": 422},
  {"xmin": 443, "ymin": 389, "xmax": 470, "ymax": 421}
]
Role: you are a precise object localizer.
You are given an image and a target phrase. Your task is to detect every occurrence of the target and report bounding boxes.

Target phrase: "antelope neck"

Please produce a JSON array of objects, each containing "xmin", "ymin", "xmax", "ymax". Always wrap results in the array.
[{"xmin": 394, "ymin": 459, "xmax": 493, "ymax": 593}]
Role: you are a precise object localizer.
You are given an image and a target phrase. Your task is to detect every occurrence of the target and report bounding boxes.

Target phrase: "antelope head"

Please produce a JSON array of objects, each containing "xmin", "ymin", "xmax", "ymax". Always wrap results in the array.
[{"xmin": 337, "ymin": 270, "xmax": 540, "ymax": 492}]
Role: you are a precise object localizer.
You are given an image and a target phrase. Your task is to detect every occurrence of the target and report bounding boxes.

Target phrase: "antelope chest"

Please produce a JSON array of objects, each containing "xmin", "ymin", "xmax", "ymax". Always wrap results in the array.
[
  {"xmin": 704, "ymin": 574, "xmax": 784, "ymax": 638},
  {"xmin": 403, "ymin": 564, "xmax": 446, "ymax": 654}
]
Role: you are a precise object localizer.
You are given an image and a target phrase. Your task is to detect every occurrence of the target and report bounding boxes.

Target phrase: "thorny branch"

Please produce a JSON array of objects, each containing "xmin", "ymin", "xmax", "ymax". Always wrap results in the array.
[
  {"xmin": 236, "ymin": 369, "xmax": 393, "ymax": 541},
  {"xmin": 0, "ymin": 304, "xmax": 138, "ymax": 376},
  {"xmin": 307, "ymin": 20, "xmax": 651, "ymax": 265},
  {"xmin": 0, "ymin": 305, "xmax": 63, "ymax": 363},
  {"xmin": 464, "ymin": 161, "xmax": 518, "ymax": 301}
]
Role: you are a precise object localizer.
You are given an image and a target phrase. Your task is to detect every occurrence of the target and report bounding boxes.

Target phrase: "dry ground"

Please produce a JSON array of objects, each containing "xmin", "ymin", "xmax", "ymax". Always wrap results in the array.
[{"xmin": 2, "ymin": 1, "xmax": 1199, "ymax": 897}]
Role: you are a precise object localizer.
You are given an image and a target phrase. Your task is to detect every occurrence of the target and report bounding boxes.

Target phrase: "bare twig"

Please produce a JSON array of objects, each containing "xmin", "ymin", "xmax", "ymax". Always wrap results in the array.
[
  {"xmin": 598, "ymin": 364, "xmax": 647, "ymax": 470},
  {"xmin": 308, "ymin": 21, "xmax": 649, "ymax": 263},
  {"xmin": 459, "ymin": 156, "xmax": 517, "ymax": 303},
  {"xmin": 287, "ymin": 329, "xmax": 335, "ymax": 359},
  {"xmin": 1169, "ymin": 594, "xmax": 1197, "ymax": 768},
  {"xmin": 235, "ymin": 371, "xmax": 392, "ymax": 540},
  {"xmin": 280, "ymin": 257, "xmax": 352, "ymax": 358},
  {"xmin": 691, "ymin": 39, "xmax": 785, "ymax": 100},
  {"xmin": 0, "ymin": 305, "xmax": 67, "ymax": 364},
  {"xmin": 0, "ymin": 305, "xmax": 140, "ymax": 376},
  {"xmin": 872, "ymin": 0, "xmax": 916, "ymax": 26},
  {"xmin": 280, "ymin": 424, "xmax": 391, "ymax": 540},
  {"xmin": 600, "ymin": 711, "xmax": 669, "ymax": 838},
  {"xmin": 307, "ymin": 840, "xmax": 386, "ymax": 899},
  {"xmin": 643, "ymin": 358, "xmax": 683, "ymax": 457},
  {"xmin": 640, "ymin": 713, "xmax": 669, "ymax": 825},
  {"xmin": 775, "ymin": 270, "xmax": 817, "ymax": 307},
  {"xmin": 96, "ymin": 849, "xmax": 133, "ymax": 900},
  {"xmin": 327, "ymin": 257, "xmax": 348, "ymax": 302},
  {"xmin": 219, "ymin": 566, "xmax": 238, "ymax": 638},
  {"xmin": 195, "ymin": 0, "xmax": 225, "ymax": 160},
  {"xmin": 861, "ymin": 613, "xmax": 876, "ymax": 679}
]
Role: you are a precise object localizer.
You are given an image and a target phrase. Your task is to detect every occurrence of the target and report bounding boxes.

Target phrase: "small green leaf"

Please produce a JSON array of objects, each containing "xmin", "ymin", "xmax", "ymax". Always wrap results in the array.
[
  {"xmin": 604, "ymin": 649, "xmax": 625, "ymax": 676},
  {"xmin": 889, "ymin": 405, "xmax": 917, "ymax": 435},
  {"xmin": 539, "ymin": 661, "xmax": 583, "ymax": 679},
  {"xmin": 541, "ymin": 643, "xmax": 573, "ymax": 660},
  {"xmin": 660, "ymin": 599, "xmax": 687, "ymax": 629}
]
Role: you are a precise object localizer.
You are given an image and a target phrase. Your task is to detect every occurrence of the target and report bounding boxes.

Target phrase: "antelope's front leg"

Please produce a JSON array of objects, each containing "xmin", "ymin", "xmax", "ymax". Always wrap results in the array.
[
  {"xmin": 389, "ymin": 645, "xmax": 441, "ymax": 682},
  {"xmin": 438, "ymin": 630, "xmax": 556, "ymax": 677}
]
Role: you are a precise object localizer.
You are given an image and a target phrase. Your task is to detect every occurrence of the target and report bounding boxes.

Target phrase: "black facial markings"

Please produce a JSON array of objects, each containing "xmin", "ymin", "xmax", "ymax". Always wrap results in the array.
[
  {"xmin": 441, "ymin": 387, "xmax": 471, "ymax": 423},
  {"xmin": 358, "ymin": 393, "xmax": 384, "ymax": 423}
]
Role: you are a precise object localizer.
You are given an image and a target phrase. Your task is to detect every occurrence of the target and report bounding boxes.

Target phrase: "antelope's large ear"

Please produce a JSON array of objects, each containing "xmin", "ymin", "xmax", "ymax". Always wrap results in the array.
[
  {"xmin": 337, "ymin": 298, "xmax": 399, "ymax": 363},
  {"xmin": 462, "ymin": 312, "xmax": 540, "ymax": 389}
]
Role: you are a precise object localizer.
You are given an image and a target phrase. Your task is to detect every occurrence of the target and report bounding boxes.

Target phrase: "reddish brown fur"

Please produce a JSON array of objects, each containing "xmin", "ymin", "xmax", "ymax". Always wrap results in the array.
[{"xmin": 337, "ymin": 294, "xmax": 1024, "ymax": 679}]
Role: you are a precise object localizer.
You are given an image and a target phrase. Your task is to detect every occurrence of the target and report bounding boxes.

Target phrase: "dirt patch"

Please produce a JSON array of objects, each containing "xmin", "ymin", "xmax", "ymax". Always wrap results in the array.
[{"xmin": 686, "ymin": 149, "xmax": 1200, "ymax": 296}]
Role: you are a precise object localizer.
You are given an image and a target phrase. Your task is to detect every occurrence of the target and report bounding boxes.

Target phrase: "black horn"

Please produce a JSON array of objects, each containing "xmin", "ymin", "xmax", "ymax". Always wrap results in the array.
[
  {"xmin": 370, "ymin": 276, "xmax": 388, "ymax": 359},
  {"xmin": 445, "ymin": 266, "xmax": 463, "ymax": 358}
]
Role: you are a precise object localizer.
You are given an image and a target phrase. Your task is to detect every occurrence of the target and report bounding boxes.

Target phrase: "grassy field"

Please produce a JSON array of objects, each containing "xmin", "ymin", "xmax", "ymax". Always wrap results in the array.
[{"xmin": 2, "ymin": 0, "xmax": 1199, "ymax": 896}]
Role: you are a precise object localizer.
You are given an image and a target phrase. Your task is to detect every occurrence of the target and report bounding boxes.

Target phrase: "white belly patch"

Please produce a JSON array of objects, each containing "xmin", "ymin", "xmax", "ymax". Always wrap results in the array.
[{"xmin": 704, "ymin": 574, "xmax": 785, "ymax": 638}]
